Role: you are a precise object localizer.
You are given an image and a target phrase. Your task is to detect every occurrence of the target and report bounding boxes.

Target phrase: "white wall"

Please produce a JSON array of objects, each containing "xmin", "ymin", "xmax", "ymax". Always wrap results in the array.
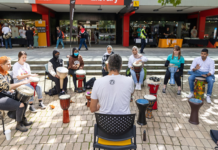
[
  {"xmin": 0, "ymin": 0, "xmax": 35, "ymax": 3},
  {"xmin": 139, "ymin": 0, "xmax": 218, "ymax": 7}
]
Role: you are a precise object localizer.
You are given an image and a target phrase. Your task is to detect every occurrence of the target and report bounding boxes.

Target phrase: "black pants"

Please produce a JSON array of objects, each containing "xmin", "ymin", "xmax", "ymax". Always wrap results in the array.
[
  {"xmin": 69, "ymin": 69, "xmax": 86, "ymax": 89},
  {"xmin": 27, "ymin": 38, "xmax": 33, "ymax": 47},
  {"xmin": 102, "ymin": 68, "xmax": 108, "ymax": 77},
  {"xmin": 140, "ymin": 39, "xmax": 146, "ymax": 53},
  {"xmin": 164, "ymin": 70, "xmax": 182, "ymax": 86},
  {"xmin": 48, "ymin": 73, "xmax": 68, "ymax": 93},
  {"xmin": 0, "ymin": 97, "xmax": 27, "ymax": 122}
]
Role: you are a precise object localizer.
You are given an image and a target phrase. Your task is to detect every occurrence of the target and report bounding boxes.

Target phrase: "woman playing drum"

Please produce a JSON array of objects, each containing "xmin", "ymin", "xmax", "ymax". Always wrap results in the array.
[
  {"xmin": 128, "ymin": 46, "xmax": 148, "ymax": 90},
  {"xmin": 162, "ymin": 45, "xmax": 185, "ymax": 95},
  {"xmin": 68, "ymin": 47, "xmax": 86, "ymax": 93},
  {"xmin": 13, "ymin": 51, "xmax": 46, "ymax": 113},
  {"xmin": 102, "ymin": 45, "xmax": 114, "ymax": 76},
  {"xmin": 0, "ymin": 56, "xmax": 33, "ymax": 132}
]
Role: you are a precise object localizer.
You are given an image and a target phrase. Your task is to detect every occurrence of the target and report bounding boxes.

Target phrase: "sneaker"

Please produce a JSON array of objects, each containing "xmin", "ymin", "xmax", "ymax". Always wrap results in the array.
[
  {"xmin": 29, "ymin": 105, "xmax": 37, "ymax": 113},
  {"xmin": 39, "ymin": 102, "xmax": 46, "ymax": 109},
  {"xmin": 22, "ymin": 118, "xmax": 33, "ymax": 126},
  {"xmin": 54, "ymin": 47, "xmax": 57, "ymax": 49},
  {"xmin": 187, "ymin": 93, "xmax": 194, "ymax": 99},
  {"xmin": 16, "ymin": 122, "xmax": 28, "ymax": 132},
  {"xmin": 62, "ymin": 47, "xmax": 64, "ymax": 49},
  {"xmin": 86, "ymin": 48, "xmax": 88, "ymax": 50},
  {"xmin": 140, "ymin": 52, "xmax": 145, "ymax": 54},
  {"xmin": 138, "ymin": 83, "xmax": 141, "ymax": 91},
  {"xmin": 162, "ymin": 88, "xmax": 166, "ymax": 93},
  {"xmin": 177, "ymin": 90, "xmax": 181, "ymax": 95},
  {"xmin": 135, "ymin": 84, "xmax": 138, "ymax": 90},
  {"xmin": 206, "ymin": 96, "xmax": 211, "ymax": 104}
]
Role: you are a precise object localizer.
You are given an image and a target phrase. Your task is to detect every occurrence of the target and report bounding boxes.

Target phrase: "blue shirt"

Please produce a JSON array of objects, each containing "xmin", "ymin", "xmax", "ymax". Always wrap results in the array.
[{"xmin": 167, "ymin": 54, "xmax": 185, "ymax": 68}]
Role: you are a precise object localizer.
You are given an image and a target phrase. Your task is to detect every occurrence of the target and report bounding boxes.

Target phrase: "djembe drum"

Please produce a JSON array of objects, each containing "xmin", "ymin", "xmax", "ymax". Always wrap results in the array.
[
  {"xmin": 30, "ymin": 77, "xmax": 40, "ymax": 96},
  {"xmin": 56, "ymin": 67, "xmax": 68, "ymax": 89},
  {"xmin": 59, "ymin": 94, "xmax": 71, "ymax": 123},
  {"xmin": 16, "ymin": 85, "xmax": 34, "ymax": 103},
  {"xmin": 135, "ymin": 99, "xmax": 149, "ymax": 125},
  {"xmin": 144, "ymin": 95, "xmax": 157, "ymax": 119},
  {"xmin": 194, "ymin": 77, "xmax": 207, "ymax": 101},
  {"xmin": 168, "ymin": 65, "xmax": 178, "ymax": 85},
  {"xmin": 188, "ymin": 98, "xmax": 203, "ymax": 125},
  {"xmin": 133, "ymin": 62, "xmax": 142, "ymax": 82},
  {"xmin": 146, "ymin": 78, "xmax": 161, "ymax": 110},
  {"xmin": 76, "ymin": 70, "xmax": 86, "ymax": 90},
  {"xmin": 105, "ymin": 61, "xmax": 108, "ymax": 72}
]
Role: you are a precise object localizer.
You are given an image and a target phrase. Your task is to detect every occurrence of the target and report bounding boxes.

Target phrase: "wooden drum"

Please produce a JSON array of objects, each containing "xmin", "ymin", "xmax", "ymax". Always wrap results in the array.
[
  {"xmin": 135, "ymin": 99, "xmax": 149, "ymax": 125},
  {"xmin": 30, "ymin": 77, "xmax": 40, "ymax": 96},
  {"xmin": 194, "ymin": 77, "xmax": 207, "ymax": 101},
  {"xmin": 76, "ymin": 70, "xmax": 86, "ymax": 90},
  {"xmin": 188, "ymin": 98, "xmax": 203, "ymax": 125},
  {"xmin": 133, "ymin": 61, "xmax": 142, "ymax": 82},
  {"xmin": 59, "ymin": 94, "xmax": 71, "ymax": 123},
  {"xmin": 16, "ymin": 85, "xmax": 34, "ymax": 103},
  {"xmin": 144, "ymin": 95, "xmax": 157, "ymax": 119}
]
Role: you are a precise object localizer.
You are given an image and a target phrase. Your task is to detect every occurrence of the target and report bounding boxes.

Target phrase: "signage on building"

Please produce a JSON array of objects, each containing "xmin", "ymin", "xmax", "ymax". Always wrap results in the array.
[{"xmin": 36, "ymin": 0, "xmax": 124, "ymax": 5}]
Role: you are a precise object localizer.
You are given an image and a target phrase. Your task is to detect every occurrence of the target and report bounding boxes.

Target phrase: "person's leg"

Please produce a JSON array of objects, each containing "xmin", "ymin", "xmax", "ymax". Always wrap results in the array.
[
  {"xmin": 163, "ymin": 70, "xmax": 170, "ymax": 89},
  {"xmin": 5, "ymin": 38, "xmax": 8, "ymax": 49},
  {"xmin": 78, "ymin": 38, "xmax": 83, "ymax": 50},
  {"xmin": 140, "ymin": 39, "xmax": 145, "ymax": 53},
  {"xmin": 139, "ymin": 68, "xmax": 144, "ymax": 84},
  {"xmin": 60, "ymin": 39, "xmax": 64, "ymax": 48},
  {"xmin": 48, "ymin": 73, "xmax": 61, "ymax": 93},
  {"xmin": 56, "ymin": 38, "xmax": 60, "ymax": 48},
  {"xmin": 8, "ymin": 37, "xmax": 12, "ymax": 48},
  {"xmin": 83, "ymin": 38, "xmax": 88, "ymax": 49},
  {"xmin": 31, "ymin": 39, "xmax": 34, "ymax": 48},
  {"xmin": 130, "ymin": 69, "xmax": 138, "ymax": 84},
  {"xmin": 35, "ymin": 85, "xmax": 46, "ymax": 108},
  {"xmin": 174, "ymin": 72, "xmax": 182, "ymax": 95},
  {"xmin": 188, "ymin": 75, "xmax": 196, "ymax": 94},
  {"xmin": 206, "ymin": 76, "xmax": 215, "ymax": 96},
  {"xmin": 69, "ymin": 69, "xmax": 77, "ymax": 91},
  {"xmin": 24, "ymin": 83, "xmax": 38, "ymax": 112},
  {"xmin": 83, "ymin": 76, "xmax": 86, "ymax": 91},
  {"xmin": 63, "ymin": 76, "xmax": 68, "ymax": 92}
]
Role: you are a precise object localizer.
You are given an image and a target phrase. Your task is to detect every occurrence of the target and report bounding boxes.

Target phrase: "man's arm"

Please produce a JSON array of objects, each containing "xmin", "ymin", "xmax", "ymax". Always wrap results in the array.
[
  {"xmin": 209, "ymin": 60, "xmax": 215, "ymax": 75},
  {"xmin": 90, "ymin": 99, "xmax": 99, "ymax": 113},
  {"xmin": 190, "ymin": 58, "xmax": 197, "ymax": 71}
]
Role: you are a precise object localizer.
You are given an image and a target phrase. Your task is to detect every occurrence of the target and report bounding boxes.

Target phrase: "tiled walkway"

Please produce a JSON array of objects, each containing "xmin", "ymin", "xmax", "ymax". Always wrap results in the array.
[{"xmin": 0, "ymin": 75, "xmax": 218, "ymax": 150}]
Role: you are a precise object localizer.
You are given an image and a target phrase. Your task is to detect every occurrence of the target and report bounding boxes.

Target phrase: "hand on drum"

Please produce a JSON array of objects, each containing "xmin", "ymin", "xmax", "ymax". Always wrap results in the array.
[
  {"xmin": 31, "ymin": 74, "xmax": 38, "ymax": 77},
  {"xmin": 76, "ymin": 64, "xmax": 80, "ymax": 69},
  {"xmin": 136, "ymin": 60, "xmax": 141, "ymax": 64},
  {"xmin": 66, "ymin": 55, "xmax": 70, "ymax": 58},
  {"xmin": 9, "ymin": 90, "xmax": 15, "ymax": 93},
  {"xmin": 22, "ymin": 79, "xmax": 31, "ymax": 85},
  {"xmin": 202, "ymin": 74, "xmax": 207, "ymax": 78},
  {"xmin": 55, "ymin": 75, "xmax": 60, "ymax": 79}
]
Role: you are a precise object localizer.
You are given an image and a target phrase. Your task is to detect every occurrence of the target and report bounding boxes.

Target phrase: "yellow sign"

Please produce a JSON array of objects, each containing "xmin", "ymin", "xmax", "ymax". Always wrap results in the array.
[
  {"xmin": 35, "ymin": 20, "xmax": 47, "ymax": 47},
  {"xmin": 133, "ymin": 1, "xmax": 139, "ymax": 7}
]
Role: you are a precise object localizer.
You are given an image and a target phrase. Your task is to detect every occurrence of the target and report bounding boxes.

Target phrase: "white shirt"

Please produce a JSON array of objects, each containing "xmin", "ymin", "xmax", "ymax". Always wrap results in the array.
[
  {"xmin": 48, "ymin": 61, "xmax": 64, "ymax": 77},
  {"xmin": 190, "ymin": 56, "xmax": 215, "ymax": 75},
  {"xmin": 128, "ymin": 55, "xmax": 148, "ymax": 68},
  {"xmin": 2, "ymin": 27, "xmax": 11, "ymax": 35},
  {"xmin": 91, "ymin": 75, "xmax": 134, "ymax": 114},
  {"xmin": 12, "ymin": 62, "xmax": 31, "ymax": 79}
]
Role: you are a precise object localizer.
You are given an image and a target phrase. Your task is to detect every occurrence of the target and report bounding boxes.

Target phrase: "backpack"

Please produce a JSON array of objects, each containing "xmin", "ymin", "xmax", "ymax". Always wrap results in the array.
[
  {"xmin": 45, "ymin": 86, "xmax": 58, "ymax": 96},
  {"xmin": 61, "ymin": 31, "xmax": 65, "ymax": 39},
  {"xmin": 85, "ymin": 77, "xmax": 96, "ymax": 89}
]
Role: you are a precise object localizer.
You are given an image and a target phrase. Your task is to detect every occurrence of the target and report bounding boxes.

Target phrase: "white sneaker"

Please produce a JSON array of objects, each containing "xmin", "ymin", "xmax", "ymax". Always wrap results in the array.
[
  {"xmin": 187, "ymin": 93, "xmax": 194, "ymax": 98},
  {"xmin": 135, "ymin": 84, "xmax": 138, "ymax": 90},
  {"xmin": 206, "ymin": 96, "xmax": 211, "ymax": 104},
  {"xmin": 138, "ymin": 83, "xmax": 142, "ymax": 90},
  {"xmin": 39, "ymin": 102, "xmax": 46, "ymax": 109},
  {"xmin": 54, "ymin": 47, "xmax": 57, "ymax": 49},
  {"xmin": 62, "ymin": 47, "xmax": 64, "ymax": 49}
]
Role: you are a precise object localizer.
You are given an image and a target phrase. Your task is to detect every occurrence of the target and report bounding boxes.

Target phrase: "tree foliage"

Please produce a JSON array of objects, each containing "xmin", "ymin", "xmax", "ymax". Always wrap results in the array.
[{"xmin": 158, "ymin": 0, "xmax": 181, "ymax": 7}]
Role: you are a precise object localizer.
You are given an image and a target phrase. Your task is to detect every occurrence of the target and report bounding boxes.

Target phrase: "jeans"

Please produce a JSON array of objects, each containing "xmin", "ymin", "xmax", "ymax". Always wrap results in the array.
[
  {"xmin": 14, "ymin": 79, "xmax": 43, "ymax": 102},
  {"xmin": 140, "ymin": 39, "xmax": 146, "ymax": 53},
  {"xmin": 5, "ymin": 37, "xmax": 12, "ymax": 49},
  {"xmin": 48, "ymin": 73, "xmax": 68, "ymax": 93},
  {"xmin": 188, "ymin": 70, "xmax": 215, "ymax": 96},
  {"xmin": 130, "ymin": 68, "xmax": 144, "ymax": 84},
  {"xmin": 79, "ymin": 38, "xmax": 87, "ymax": 49},
  {"xmin": 56, "ymin": 38, "xmax": 64, "ymax": 48}
]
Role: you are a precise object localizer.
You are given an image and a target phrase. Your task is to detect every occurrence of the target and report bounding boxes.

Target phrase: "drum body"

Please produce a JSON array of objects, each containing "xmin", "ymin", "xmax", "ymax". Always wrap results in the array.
[
  {"xmin": 30, "ymin": 77, "xmax": 40, "ymax": 96},
  {"xmin": 15, "ymin": 85, "xmax": 34, "ymax": 103},
  {"xmin": 188, "ymin": 98, "xmax": 203, "ymax": 125},
  {"xmin": 147, "ymin": 79, "xmax": 161, "ymax": 110},
  {"xmin": 133, "ymin": 62, "xmax": 142, "ymax": 82},
  {"xmin": 105, "ymin": 61, "xmax": 108, "ymax": 72},
  {"xmin": 56, "ymin": 67, "xmax": 68, "ymax": 89},
  {"xmin": 144, "ymin": 95, "xmax": 157, "ymax": 119},
  {"xmin": 85, "ymin": 94, "xmax": 91, "ymax": 107},
  {"xmin": 168, "ymin": 66, "xmax": 178, "ymax": 85},
  {"xmin": 135, "ymin": 99, "xmax": 149, "ymax": 125},
  {"xmin": 194, "ymin": 77, "xmax": 207, "ymax": 101},
  {"xmin": 76, "ymin": 70, "xmax": 86, "ymax": 90},
  {"xmin": 59, "ymin": 95, "xmax": 71, "ymax": 123}
]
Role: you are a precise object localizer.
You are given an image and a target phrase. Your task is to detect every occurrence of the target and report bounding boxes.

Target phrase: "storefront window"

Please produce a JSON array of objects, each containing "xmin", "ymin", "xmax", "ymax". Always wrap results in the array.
[
  {"xmin": 205, "ymin": 17, "xmax": 218, "ymax": 39},
  {"xmin": 98, "ymin": 20, "xmax": 116, "ymax": 44}
]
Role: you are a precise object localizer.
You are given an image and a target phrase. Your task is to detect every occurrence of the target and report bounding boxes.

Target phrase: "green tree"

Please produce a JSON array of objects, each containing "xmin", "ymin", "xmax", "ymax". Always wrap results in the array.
[{"xmin": 158, "ymin": 0, "xmax": 181, "ymax": 6}]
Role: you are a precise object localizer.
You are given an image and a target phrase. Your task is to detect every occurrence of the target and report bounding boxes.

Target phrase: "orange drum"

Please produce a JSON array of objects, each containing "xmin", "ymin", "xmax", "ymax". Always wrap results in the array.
[
  {"xmin": 133, "ymin": 61, "xmax": 142, "ymax": 82},
  {"xmin": 59, "ymin": 95, "xmax": 71, "ymax": 123},
  {"xmin": 30, "ymin": 77, "xmax": 39, "ymax": 96},
  {"xmin": 76, "ymin": 70, "xmax": 86, "ymax": 90}
]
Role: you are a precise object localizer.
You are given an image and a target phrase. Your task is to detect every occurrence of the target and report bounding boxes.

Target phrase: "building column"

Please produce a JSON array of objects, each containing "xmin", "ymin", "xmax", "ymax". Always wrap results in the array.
[
  {"xmin": 42, "ymin": 14, "xmax": 50, "ymax": 46},
  {"xmin": 198, "ymin": 15, "xmax": 206, "ymax": 39}
]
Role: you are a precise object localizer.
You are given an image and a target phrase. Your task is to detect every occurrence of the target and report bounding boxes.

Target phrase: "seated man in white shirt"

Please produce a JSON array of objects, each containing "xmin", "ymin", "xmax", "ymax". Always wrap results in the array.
[
  {"xmin": 90, "ymin": 54, "xmax": 134, "ymax": 114},
  {"xmin": 187, "ymin": 49, "xmax": 215, "ymax": 103}
]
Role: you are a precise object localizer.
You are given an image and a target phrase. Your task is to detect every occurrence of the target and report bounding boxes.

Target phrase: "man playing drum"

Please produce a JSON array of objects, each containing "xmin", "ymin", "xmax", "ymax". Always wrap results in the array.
[
  {"xmin": 48, "ymin": 50, "xmax": 68, "ymax": 95},
  {"xmin": 187, "ymin": 49, "xmax": 215, "ymax": 104},
  {"xmin": 90, "ymin": 54, "xmax": 134, "ymax": 114},
  {"xmin": 128, "ymin": 46, "xmax": 148, "ymax": 90}
]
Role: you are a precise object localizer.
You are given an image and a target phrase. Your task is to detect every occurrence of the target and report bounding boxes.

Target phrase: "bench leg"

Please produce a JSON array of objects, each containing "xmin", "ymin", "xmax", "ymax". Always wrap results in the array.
[{"xmin": 2, "ymin": 118, "xmax": 5, "ymax": 135}]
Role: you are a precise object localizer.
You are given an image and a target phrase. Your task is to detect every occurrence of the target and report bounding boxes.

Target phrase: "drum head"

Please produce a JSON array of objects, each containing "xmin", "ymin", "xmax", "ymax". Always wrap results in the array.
[
  {"xmin": 59, "ymin": 94, "xmax": 71, "ymax": 100},
  {"xmin": 30, "ymin": 77, "xmax": 40, "ymax": 82},
  {"xmin": 133, "ymin": 61, "xmax": 142, "ymax": 67},
  {"xmin": 16, "ymin": 85, "xmax": 34, "ymax": 96},
  {"xmin": 189, "ymin": 98, "xmax": 202, "ymax": 104},
  {"xmin": 56, "ymin": 67, "xmax": 68, "ymax": 73},
  {"xmin": 195, "ymin": 77, "xmax": 206, "ymax": 81},
  {"xmin": 136, "ymin": 99, "xmax": 149, "ymax": 105},
  {"xmin": 76, "ymin": 70, "xmax": 86, "ymax": 75},
  {"xmin": 144, "ymin": 95, "xmax": 156, "ymax": 101}
]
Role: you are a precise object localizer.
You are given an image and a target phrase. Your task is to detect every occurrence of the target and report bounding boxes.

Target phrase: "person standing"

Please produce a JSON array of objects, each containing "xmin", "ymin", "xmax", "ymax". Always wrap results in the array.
[
  {"xmin": 137, "ymin": 25, "xmax": 142, "ymax": 38},
  {"xmin": 55, "ymin": 26, "xmax": 64, "ymax": 49},
  {"xmin": 25, "ymin": 27, "xmax": 34, "ymax": 49},
  {"xmin": 140, "ymin": 26, "xmax": 147, "ymax": 54},
  {"xmin": 164, "ymin": 27, "xmax": 170, "ymax": 38},
  {"xmin": 94, "ymin": 29, "xmax": 99, "ymax": 44},
  {"xmin": 78, "ymin": 25, "xmax": 88, "ymax": 51},
  {"xmin": 33, "ymin": 27, "xmax": 39, "ymax": 48},
  {"xmin": 19, "ymin": 26, "xmax": 26, "ymax": 39},
  {"xmin": 191, "ymin": 26, "xmax": 197, "ymax": 38},
  {"xmin": 2, "ymin": 23, "xmax": 12, "ymax": 49}
]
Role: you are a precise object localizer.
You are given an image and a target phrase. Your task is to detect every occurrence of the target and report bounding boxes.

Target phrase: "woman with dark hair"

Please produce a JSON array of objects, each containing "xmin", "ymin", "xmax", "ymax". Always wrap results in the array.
[
  {"xmin": 162, "ymin": 45, "xmax": 185, "ymax": 95},
  {"xmin": 0, "ymin": 56, "xmax": 33, "ymax": 132},
  {"xmin": 25, "ymin": 27, "xmax": 34, "ymax": 49},
  {"xmin": 13, "ymin": 51, "xmax": 46, "ymax": 112},
  {"xmin": 68, "ymin": 47, "xmax": 86, "ymax": 93},
  {"xmin": 78, "ymin": 25, "xmax": 88, "ymax": 51}
]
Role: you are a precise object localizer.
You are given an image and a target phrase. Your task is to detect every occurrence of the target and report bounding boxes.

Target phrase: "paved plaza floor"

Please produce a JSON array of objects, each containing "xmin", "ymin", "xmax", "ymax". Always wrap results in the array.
[{"xmin": 0, "ymin": 74, "xmax": 218, "ymax": 150}]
